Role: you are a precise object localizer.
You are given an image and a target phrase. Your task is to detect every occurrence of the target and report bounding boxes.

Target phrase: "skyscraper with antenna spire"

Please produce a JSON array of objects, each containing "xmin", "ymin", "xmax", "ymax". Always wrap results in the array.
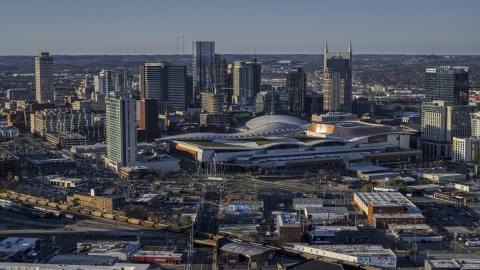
[{"xmin": 322, "ymin": 41, "xmax": 352, "ymax": 113}]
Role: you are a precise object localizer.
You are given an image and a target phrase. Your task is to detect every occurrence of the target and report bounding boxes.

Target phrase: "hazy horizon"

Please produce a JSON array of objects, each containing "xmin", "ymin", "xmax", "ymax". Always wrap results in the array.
[{"xmin": 1, "ymin": 0, "xmax": 479, "ymax": 55}]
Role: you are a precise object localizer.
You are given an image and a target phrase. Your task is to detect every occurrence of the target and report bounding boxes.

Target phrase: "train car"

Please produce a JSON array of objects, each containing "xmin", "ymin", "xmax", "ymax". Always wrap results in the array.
[
  {"xmin": 46, "ymin": 209, "xmax": 62, "ymax": 218},
  {"xmin": 0, "ymin": 198, "xmax": 12, "ymax": 205},
  {"xmin": 26, "ymin": 209, "xmax": 51, "ymax": 219}
]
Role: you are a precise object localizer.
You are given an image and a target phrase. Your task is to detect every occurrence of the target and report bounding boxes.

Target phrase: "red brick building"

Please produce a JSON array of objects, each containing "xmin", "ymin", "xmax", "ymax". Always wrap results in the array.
[{"xmin": 276, "ymin": 212, "xmax": 301, "ymax": 242}]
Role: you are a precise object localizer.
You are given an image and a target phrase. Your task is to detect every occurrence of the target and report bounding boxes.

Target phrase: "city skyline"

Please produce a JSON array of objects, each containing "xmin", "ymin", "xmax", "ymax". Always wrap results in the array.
[{"xmin": 0, "ymin": 0, "xmax": 479, "ymax": 55}]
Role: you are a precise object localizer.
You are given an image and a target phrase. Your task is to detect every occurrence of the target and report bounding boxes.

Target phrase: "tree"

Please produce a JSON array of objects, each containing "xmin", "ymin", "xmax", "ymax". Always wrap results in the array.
[
  {"xmin": 303, "ymin": 171, "xmax": 311, "ymax": 182},
  {"xmin": 437, "ymin": 160, "xmax": 444, "ymax": 167},
  {"xmin": 181, "ymin": 215, "xmax": 193, "ymax": 227},
  {"xmin": 6, "ymin": 172, "xmax": 14, "ymax": 181},
  {"xmin": 258, "ymin": 168, "xmax": 262, "ymax": 175},
  {"xmin": 317, "ymin": 169, "xmax": 326, "ymax": 181},
  {"xmin": 50, "ymin": 197, "xmax": 57, "ymax": 203},
  {"xmin": 133, "ymin": 191, "xmax": 140, "ymax": 198},
  {"xmin": 362, "ymin": 183, "xmax": 374, "ymax": 192}
]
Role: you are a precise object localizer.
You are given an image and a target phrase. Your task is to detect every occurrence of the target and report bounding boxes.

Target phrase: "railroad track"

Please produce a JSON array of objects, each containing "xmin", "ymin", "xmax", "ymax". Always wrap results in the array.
[{"xmin": 241, "ymin": 178, "xmax": 321, "ymax": 193}]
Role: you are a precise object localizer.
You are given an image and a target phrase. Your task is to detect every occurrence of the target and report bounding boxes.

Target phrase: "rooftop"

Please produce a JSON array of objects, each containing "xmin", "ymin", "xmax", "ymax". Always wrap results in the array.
[
  {"xmin": 453, "ymin": 259, "xmax": 480, "ymax": 269},
  {"xmin": 132, "ymin": 194, "xmax": 158, "ymax": 203},
  {"xmin": 46, "ymin": 131, "xmax": 86, "ymax": 140},
  {"xmin": 0, "ymin": 237, "xmax": 38, "ymax": 254},
  {"xmin": 294, "ymin": 244, "xmax": 395, "ymax": 257},
  {"xmin": 305, "ymin": 207, "xmax": 348, "ymax": 214},
  {"xmin": 293, "ymin": 198, "xmax": 324, "ymax": 205},
  {"xmin": 354, "ymin": 192, "xmax": 420, "ymax": 212},
  {"xmin": 374, "ymin": 213, "xmax": 425, "ymax": 219},
  {"xmin": 48, "ymin": 254, "xmax": 118, "ymax": 265},
  {"xmin": 277, "ymin": 212, "xmax": 300, "ymax": 227},
  {"xmin": 220, "ymin": 242, "xmax": 273, "ymax": 256},
  {"xmin": 427, "ymin": 260, "xmax": 460, "ymax": 269}
]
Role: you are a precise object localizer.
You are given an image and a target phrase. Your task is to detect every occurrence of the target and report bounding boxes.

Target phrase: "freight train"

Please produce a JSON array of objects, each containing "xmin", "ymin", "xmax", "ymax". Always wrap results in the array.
[{"xmin": 0, "ymin": 199, "xmax": 74, "ymax": 220}]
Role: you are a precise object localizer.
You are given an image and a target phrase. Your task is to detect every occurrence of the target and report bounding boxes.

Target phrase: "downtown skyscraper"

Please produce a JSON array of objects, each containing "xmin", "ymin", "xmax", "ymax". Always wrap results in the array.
[
  {"xmin": 192, "ymin": 41, "xmax": 215, "ymax": 104},
  {"xmin": 139, "ymin": 62, "xmax": 187, "ymax": 111},
  {"xmin": 323, "ymin": 42, "xmax": 352, "ymax": 113},
  {"xmin": 425, "ymin": 66, "xmax": 469, "ymax": 105},
  {"xmin": 286, "ymin": 68, "xmax": 307, "ymax": 116},
  {"xmin": 105, "ymin": 92, "xmax": 137, "ymax": 171},
  {"xmin": 35, "ymin": 52, "xmax": 54, "ymax": 103}
]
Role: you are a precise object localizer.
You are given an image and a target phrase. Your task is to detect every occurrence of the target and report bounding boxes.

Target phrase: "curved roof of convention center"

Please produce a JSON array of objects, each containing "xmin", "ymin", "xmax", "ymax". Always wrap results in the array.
[
  {"xmin": 245, "ymin": 115, "xmax": 309, "ymax": 130},
  {"xmin": 159, "ymin": 115, "xmax": 311, "ymax": 141}
]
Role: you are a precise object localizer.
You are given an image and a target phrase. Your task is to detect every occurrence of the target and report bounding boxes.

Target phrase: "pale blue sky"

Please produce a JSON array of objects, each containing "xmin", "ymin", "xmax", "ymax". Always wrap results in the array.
[{"xmin": 0, "ymin": 0, "xmax": 479, "ymax": 55}]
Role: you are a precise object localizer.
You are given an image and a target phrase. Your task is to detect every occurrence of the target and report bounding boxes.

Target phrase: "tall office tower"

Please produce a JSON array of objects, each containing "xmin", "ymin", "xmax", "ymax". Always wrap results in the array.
[
  {"xmin": 35, "ymin": 52, "xmax": 54, "ymax": 103},
  {"xmin": 249, "ymin": 57, "xmax": 262, "ymax": 98},
  {"xmin": 139, "ymin": 62, "xmax": 187, "ymax": 111},
  {"xmin": 233, "ymin": 61, "xmax": 261, "ymax": 106},
  {"xmin": 113, "ymin": 70, "xmax": 133, "ymax": 92},
  {"xmin": 323, "ymin": 42, "xmax": 352, "ymax": 113},
  {"xmin": 226, "ymin": 64, "xmax": 234, "ymax": 105},
  {"xmin": 102, "ymin": 70, "xmax": 115, "ymax": 93},
  {"xmin": 255, "ymin": 91, "xmax": 289, "ymax": 114},
  {"xmin": 425, "ymin": 66, "xmax": 469, "ymax": 105},
  {"xmin": 105, "ymin": 92, "xmax": 137, "ymax": 171},
  {"xmin": 136, "ymin": 98, "xmax": 160, "ymax": 143},
  {"xmin": 94, "ymin": 74, "xmax": 106, "ymax": 95},
  {"xmin": 192, "ymin": 41, "xmax": 215, "ymax": 104},
  {"xmin": 201, "ymin": 89, "xmax": 225, "ymax": 113},
  {"xmin": 214, "ymin": 54, "xmax": 228, "ymax": 89},
  {"xmin": 421, "ymin": 100, "xmax": 480, "ymax": 159},
  {"xmin": 186, "ymin": 74, "xmax": 193, "ymax": 106},
  {"xmin": 286, "ymin": 68, "xmax": 307, "ymax": 116}
]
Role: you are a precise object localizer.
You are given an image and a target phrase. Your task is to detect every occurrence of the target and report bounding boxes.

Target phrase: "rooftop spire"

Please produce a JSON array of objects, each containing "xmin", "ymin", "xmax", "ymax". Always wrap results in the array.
[
  {"xmin": 324, "ymin": 39, "xmax": 328, "ymax": 53},
  {"xmin": 348, "ymin": 40, "xmax": 352, "ymax": 53}
]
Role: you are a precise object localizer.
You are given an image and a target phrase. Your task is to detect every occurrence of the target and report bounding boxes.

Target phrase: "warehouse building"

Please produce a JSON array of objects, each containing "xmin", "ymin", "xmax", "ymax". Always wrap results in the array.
[
  {"xmin": 304, "ymin": 207, "xmax": 349, "ymax": 221},
  {"xmin": 292, "ymin": 244, "xmax": 396, "ymax": 268},
  {"xmin": 293, "ymin": 198, "xmax": 323, "ymax": 211},
  {"xmin": 130, "ymin": 246, "xmax": 182, "ymax": 265}
]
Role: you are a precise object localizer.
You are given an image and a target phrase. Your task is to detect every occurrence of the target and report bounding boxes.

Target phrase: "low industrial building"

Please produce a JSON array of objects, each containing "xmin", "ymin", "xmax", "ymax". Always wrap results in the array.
[
  {"xmin": 455, "ymin": 182, "xmax": 480, "ymax": 192},
  {"xmin": 45, "ymin": 132, "xmax": 87, "ymax": 149},
  {"xmin": 359, "ymin": 172, "xmax": 400, "ymax": 181},
  {"xmin": 132, "ymin": 194, "xmax": 158, "ymax": 206},
  {"xmin": 406, "ymin": 184, "xmax": 441, "ymax": 194},
  {"xmin": 373, "ymin": 213, "xmax": 426, "ymax": 228},
  {"xmin": 304, "ymin": 207, "xmax": 349, "ymax": 221},
  {"xmin": 292, "ymin": 244, "xmax": 396, "ymax": 268},
  {"xmin": 389, "ymin": 224, "xmax": 442, "ymax": 242},
  {"xmin": 348, "ymin": 164, "xmax": 393, "ymax": 179},
  {"xmin": 275, "ymin": 212, "xmax": 301, "ymax": 242},
  {"xmin": 228, "ymin": 201, "xmax": 263, "ymax": 211},
  {"xmin": 0, "ymin": 237, "xmax": 39, "ymax": 261},
  {"xmin": 293, "ymin": 198, "xmax": 323, "ymax": 211},
  {"xmin": 412, "ymin": 170, "xmax": 466, "ymax": 184},
  {"xmin": 67, "ymin": 191, "xmax": 124, "ymax": 213},
  {"xmin": 18, "ymin": 153, "xmax": 76, "ymax": 174},
  {"xmin": 48, "ymin": 254, "xmax": 119, "ymax": 266},
  {"xmin": 353, "ymin": 192, "xmax": 423, "ymax": 226},
  {"xmin": 77, "ymin": 241, "xmax": 140, "ymax": 261},
  {"xmin": 130, "ymin": 246, "xmax": 182, "ymax": 265},
  {"xmin": 434, "ymin": 191, "xmax": 480, "ymax": 207},
  {"xmin": 217, "ymin": 241, "xmax": 275, "ymax": 268},
  {"xmin": 306, "ymin": 227, "xmax": 366, "ymax": 245},
  {"xmin": 48, "ymin": 176, "xmax": 83, "ymax": 189},
  {"xmin": 119, "ymin": 166, "xmax": 148, "ymax": 179},
  {"xmin": 425, "ymin": 259, "xmax": 480, "ymax": 270}
]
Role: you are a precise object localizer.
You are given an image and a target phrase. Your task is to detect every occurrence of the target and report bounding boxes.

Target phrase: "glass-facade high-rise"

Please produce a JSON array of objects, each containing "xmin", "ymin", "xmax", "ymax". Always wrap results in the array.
[
  {"xmin": 323, "ymin": 42, "xmax": 352, "ymax": 113},
  {"xmin": 193, "ymin": 41, "xmax": 215, "ymax": 104},
  {"xmin": 139, "ymin": 62, "xmax": 187, "ymax": 111},
  {"xmin": 35, "ymin": 52, "xmax": 54, "ymax": 103},
  {"xmin": 425, "ymin": 66, "xmax": 469, "ymax": 105},
  {"xmin": 286, "ymin": 68, "xmax": 307, "ymax": 116}
]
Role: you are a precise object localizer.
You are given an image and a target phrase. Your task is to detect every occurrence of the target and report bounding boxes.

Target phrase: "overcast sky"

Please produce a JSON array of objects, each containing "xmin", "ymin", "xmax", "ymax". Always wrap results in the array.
[{"xmin": 1, "ymin": 0, "xmax": 479, "ymax": 55}]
